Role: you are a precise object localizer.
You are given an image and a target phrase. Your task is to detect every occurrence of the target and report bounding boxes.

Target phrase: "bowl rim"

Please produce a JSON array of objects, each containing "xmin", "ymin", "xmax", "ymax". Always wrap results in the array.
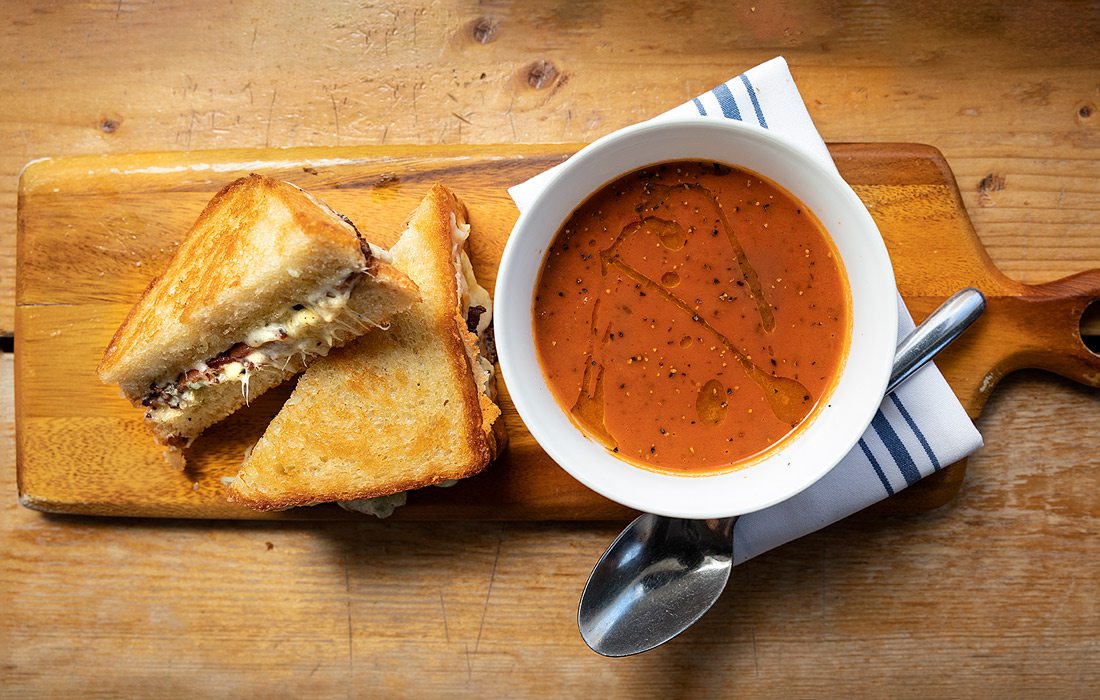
[{"xmin": 495, "ymin": 116, "xmax": 897, "ymax": 518}]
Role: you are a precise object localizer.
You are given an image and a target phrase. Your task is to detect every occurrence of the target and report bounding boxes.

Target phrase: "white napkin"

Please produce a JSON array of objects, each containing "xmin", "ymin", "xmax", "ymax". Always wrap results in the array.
[{"xmin": 508, "ymin": 57, "xmax": 983, "ymax": 564}]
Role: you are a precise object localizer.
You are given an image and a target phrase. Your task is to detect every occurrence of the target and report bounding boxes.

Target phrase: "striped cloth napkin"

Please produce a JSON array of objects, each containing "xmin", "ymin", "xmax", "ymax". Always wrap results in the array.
[{"xmin": 508, "ymin": 56, "xmax": 983, "ymax": 564}]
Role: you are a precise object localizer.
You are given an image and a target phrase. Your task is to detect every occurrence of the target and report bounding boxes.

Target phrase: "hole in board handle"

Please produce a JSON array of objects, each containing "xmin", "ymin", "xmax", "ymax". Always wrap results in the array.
[{"xmin": 1080, "ymin": 300, "xmax": 1100, "ymax": 355}]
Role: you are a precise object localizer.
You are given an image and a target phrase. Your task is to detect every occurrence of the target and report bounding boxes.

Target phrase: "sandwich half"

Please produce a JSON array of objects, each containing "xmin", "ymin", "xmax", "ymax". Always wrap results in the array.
[
  {"xmin": 98, "ymin": 174, "xmax": 419, "ymax": 450},
  {"xmin": 229, "ymin": 183, "xmax": 506, "ymax": 510}
]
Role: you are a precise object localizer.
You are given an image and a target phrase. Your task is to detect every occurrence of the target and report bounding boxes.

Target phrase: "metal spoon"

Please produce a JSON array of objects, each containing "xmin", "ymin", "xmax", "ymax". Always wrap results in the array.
[{"xmin": 578, "ymin": 287, "xmax": 987, "ymax": 657}]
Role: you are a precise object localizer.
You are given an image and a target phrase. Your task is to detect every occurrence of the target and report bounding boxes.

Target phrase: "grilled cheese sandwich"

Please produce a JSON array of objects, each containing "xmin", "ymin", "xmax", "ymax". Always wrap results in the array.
[{"xmin": 98, "ymin": 174, "xmax": 419, "ymax": 454}]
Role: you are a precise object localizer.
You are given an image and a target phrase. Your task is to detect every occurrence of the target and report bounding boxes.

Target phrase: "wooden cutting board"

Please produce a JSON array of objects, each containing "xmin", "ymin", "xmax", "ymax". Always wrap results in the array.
[{"xmin": 15, "ymin": 143, "xmax": 1100, "ymax": 520}]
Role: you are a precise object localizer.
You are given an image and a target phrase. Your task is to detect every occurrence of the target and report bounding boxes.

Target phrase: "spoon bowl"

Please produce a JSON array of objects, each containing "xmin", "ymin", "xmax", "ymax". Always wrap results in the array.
[{"xmin": 578, "ymin": 515, "xmax": 737, "ymax": 657}]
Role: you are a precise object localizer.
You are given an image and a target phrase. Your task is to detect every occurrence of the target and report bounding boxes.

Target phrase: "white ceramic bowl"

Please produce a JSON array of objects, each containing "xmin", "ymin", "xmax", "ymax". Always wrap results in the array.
[{"xmin": 495, "ymin": 117, "xmax": 897, "ymax": 519}]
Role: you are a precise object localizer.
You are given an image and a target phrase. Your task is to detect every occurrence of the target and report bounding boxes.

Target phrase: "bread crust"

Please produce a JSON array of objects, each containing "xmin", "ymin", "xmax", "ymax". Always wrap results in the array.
[
  {"xmin": 229, "ymin": 473, "xmax": 464, "ymax": 511},
  {"xmin": 98, "ymin": 174, "xmax": 369, "ymax": 387},
  {"xmin": 414, "ymin": 184, "xmax": 502, "ymax": 473},
  {"xmin": 146, "ymin": 270, "xmax": 413, "ymax": 441}
]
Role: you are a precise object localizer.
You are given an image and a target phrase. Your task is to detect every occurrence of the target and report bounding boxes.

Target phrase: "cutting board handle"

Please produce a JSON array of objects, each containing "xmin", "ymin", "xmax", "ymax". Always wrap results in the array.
[{"xmin": 1012, "ymin": 268, "xmax": 1100, "ymax": 388}]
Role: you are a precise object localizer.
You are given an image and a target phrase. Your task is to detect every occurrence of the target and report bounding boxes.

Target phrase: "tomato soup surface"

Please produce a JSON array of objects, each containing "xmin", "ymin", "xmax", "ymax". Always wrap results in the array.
[{"xmin": 533, "ymin": 160, "xmax": 851, "ymax": 474}]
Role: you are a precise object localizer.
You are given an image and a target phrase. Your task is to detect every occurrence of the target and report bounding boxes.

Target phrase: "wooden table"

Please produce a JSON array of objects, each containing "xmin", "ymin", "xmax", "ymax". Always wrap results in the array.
[{"xmin": 2, "ymin": 2, "xmax": 1098, "ymax": 696}]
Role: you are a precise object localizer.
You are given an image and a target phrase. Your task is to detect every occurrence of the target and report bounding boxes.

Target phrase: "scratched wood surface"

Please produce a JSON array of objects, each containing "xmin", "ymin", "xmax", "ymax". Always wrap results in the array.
[{"xmin": 2, "ymin": 1, "xmax": 1099, "ymax": 697}]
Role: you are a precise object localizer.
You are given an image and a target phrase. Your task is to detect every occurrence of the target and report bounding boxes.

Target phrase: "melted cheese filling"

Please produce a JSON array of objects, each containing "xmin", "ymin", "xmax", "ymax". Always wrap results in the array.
[
  {"xmin": 148, "ymin": 274, "xmax": 368, "ymax": 413},
  {"xmin": 450, "ymin": 212, "xmax": 496, "ymax": 401},
  {"xmin": 337, "ymin": 492, "xmax": 409, "ymax": 519}
]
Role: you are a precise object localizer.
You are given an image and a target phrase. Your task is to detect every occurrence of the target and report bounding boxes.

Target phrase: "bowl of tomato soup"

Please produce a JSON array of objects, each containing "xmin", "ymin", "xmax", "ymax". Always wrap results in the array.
[{"xmin": 495, "ymin": 118, "xmax": 897, "ymax": 518}]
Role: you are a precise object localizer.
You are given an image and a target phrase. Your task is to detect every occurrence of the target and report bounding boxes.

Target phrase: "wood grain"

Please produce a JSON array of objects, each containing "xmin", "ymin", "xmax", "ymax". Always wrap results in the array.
[
  {"xmin": 20, "ymin": 143, "xmax": 1100, "ymax": 519},
  {"xmin": 3, "ymin": 1, "xmax": 1100, "ymax": 696}
]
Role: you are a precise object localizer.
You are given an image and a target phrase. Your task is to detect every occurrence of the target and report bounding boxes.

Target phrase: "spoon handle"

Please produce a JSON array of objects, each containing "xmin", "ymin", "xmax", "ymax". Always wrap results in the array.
[{"xmin": 887, "ymin": 288, "xmax": 986, "ymax": 394}]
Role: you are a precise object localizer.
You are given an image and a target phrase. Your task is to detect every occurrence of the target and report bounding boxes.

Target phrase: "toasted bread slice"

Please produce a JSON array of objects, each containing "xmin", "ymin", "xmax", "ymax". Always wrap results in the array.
[
  {"xmin": 229, "ymin": 184, "xmax": 506, "ymax": 510},
  {"xmin": 141, "ymin": 269, "xmax": 416, "ymax": 444},
  {"xmin": 98, "ymin": 174, "xmax": 419, "ymax": 446}
]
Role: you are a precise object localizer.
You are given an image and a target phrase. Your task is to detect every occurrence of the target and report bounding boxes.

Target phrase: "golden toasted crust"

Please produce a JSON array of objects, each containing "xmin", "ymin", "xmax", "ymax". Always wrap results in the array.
[
  {"xmin": 97, "ymin": 174, "xmax": 369, "ymax": 388},
  {"xmin": 143, "ymin": 262, "xmax": 418, "ymax": 445},
  {"xmin": 415, "ymin": 184, "xmax": 501, "ymax": 471},
  {"xmin": 228, "ymin": 183, "xmax": 505, "ymax": 511},
  {"xmin": 230, "ymin": 473, "xmax": 468, "ymax": 512},
  {"xmin": 404, "ymin": 183, "xmax": 505, "ymax": 477},
  {"xmin": 97, "ymin": 173, "xmax": 419, "ymax": 446}
]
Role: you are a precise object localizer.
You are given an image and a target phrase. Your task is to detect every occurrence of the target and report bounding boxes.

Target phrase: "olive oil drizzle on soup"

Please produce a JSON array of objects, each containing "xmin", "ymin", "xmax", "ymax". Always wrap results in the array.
[{"xmin": 533, "ymin": 161, "xmax": 851, "ymax": 474}]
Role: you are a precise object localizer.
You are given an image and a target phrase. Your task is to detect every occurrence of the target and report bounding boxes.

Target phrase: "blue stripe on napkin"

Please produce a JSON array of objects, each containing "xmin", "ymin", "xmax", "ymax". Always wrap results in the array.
[
  {"xmin": 738, "ymin": 74, "xmax": 768, "ymax": 128},
  {"xmin": 859, "ymin": 438, "xmax": 894, "ymax": 496},
  {"xmin": 692, "ymin": 97, "xmax": 707, "ymax": 116},
  {"xmin": 711, "ymin": 84, "xmax": 742, "ymax": 120},
  {"xmin": 870, "ymin": 410, "xmax": 921, "ymax": 485},
  {"xmin": 889, "ymin": 393, "xmax": 941, "ymax": 471}
]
